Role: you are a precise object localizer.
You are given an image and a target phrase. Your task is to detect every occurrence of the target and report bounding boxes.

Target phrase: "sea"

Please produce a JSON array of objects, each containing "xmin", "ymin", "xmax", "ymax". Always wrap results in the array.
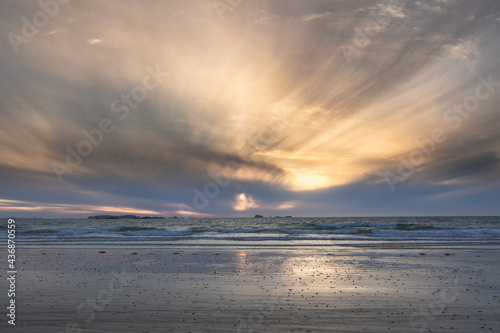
[{"xmin": 8, "ymin": 216, "xmax": 500, "ymax": 248}]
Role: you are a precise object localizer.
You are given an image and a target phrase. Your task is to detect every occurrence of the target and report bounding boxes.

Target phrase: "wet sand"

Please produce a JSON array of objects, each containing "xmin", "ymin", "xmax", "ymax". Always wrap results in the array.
[{"xmin": 7, "ymin": 246, "xmax": 500, "ymax": 332}]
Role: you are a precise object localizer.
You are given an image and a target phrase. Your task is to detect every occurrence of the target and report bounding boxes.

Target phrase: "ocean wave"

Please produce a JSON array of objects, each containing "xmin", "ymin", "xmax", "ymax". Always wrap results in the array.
[
  {"xmin": 194, "ymin": 235, "xmax": 366, "ymax": 242},
  {"xmin": 19, "ymin": 227, "xmax": 117, "ymax": 235},
  {"xmin": 191, "ymin": 227, "xmax": 211, "ymax": 233},
  {"xmin": 19, "ymin": 228, "xmax": 60, "ymax": 235},
  {"xmin": 394, "ymin": 223, "xmax": 449, "ymax": 231},
  {"xmin": 119, "ymin": 229, "xmax": 193, "ymax": 237},
  {"xmin": 116, "ymin": 226, "xmax": 162, "ymax": 232},
  {"xmin": 280, "ymin": 229, "xmax": 360, "ymax": 235},
  {"xmin": 371, "ymin": 229, "xmax": 500, "ymax": 238},
  {"xmin": 308, "ymin": 222, "xmax": 399, "ymax": 229},
  {"xmin": 217, "ymin": 229, "xmax": 264, "ymax": 234},
  {"xmin": 13, "ymin": 217, "xmax": 500, "ymax": 246},
  {"xmin": 18, "ymin": 227, "xmax": 193, "ymax": 237}
]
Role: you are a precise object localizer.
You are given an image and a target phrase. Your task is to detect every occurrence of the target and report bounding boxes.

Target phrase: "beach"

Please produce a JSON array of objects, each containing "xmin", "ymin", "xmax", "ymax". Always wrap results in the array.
[{"xmin": 9, "ymin": 245, "xmax": 500, "ymax": 332}]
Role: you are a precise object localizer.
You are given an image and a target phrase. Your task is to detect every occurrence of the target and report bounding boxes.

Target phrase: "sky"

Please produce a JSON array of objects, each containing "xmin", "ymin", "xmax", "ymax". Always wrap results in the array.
[{"xmin": 1, "ymin": 0, "xmax": 500, "ymax": 218}]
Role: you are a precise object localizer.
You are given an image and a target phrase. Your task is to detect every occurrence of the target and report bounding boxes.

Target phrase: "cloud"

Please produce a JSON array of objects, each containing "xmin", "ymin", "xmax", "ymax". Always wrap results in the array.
[
  {"xmin": 443, "ymin": 38, "xmax": 480, "ymax": 73},
  {"xmin": 44, "ymin": 30, "xmax": 59, "ymax": 36},
  {"xmin": 233, "ymin": 193, "xmax": 258, "ymax": 211},
  {"xmin": 272, "ymin": 202, "xmax": 296, "ymax": 210},
  {"xmin": 87, "ymin": 38, "xmax": 102, "ymax": 45},
  {"xmin": 0, "ymin": 0, "xmax": 499, "ymax": 217},
  {"xmin": 377, "ymin": 3, "xmax": 406, "ymax": 18},
  {"xmin": 301, "ymin": 12, "xmax": 332, "ymax": 22},
  {"xmin": 174, "ymin": 210, "xmax": 213, "ymax": 217},
  {"xmin": 0, "ymin": 199, "xmax": 168, "ymax": 216}
]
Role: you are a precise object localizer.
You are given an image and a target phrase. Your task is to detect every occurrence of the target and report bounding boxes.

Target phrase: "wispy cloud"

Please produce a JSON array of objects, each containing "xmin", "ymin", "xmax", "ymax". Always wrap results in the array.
[
  {"xmin": 44, "ymin": 29, "xmax": 59, "ymax": 36},
  {"xmin": 0, "ymin": 199, "xmax": 167, "ymax": 216},
  {"xmin": 301, "ymin": 12, "xmax": 332, "ymax": 22},
  {"xmin": 86, "ymin": 38, "xmax": 102, "ymax": 45}
]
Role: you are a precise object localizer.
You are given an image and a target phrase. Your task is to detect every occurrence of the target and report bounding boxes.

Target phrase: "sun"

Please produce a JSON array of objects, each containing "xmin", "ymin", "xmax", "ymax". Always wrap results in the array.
[{"xmin": 290, "ymin": 170, "xmax": 330, "ymax": 191}]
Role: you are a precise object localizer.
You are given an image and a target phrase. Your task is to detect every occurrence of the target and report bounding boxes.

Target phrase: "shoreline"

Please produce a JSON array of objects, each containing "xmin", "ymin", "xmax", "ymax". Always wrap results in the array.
[{"xmin": 18, "ymin": 241, "xmax": 500, "ymax": 250}]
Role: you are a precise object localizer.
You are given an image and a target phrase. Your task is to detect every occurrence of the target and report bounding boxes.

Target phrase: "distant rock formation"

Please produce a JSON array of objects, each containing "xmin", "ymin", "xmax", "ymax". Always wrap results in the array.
[{"xmin": 254, "ymin": 214, "xmax": 264, "ymax": 218}]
